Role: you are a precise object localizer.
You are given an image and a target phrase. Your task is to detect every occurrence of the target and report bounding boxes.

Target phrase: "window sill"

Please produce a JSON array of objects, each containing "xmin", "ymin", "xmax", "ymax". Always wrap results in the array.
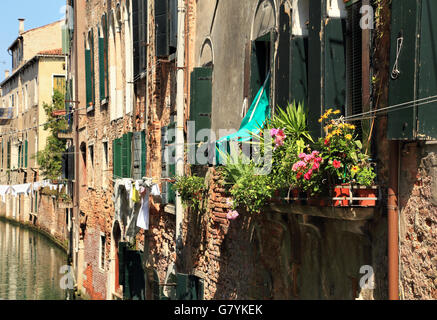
[{"xmin": 86, "ymin": 104, "xmax": 95, "ymax": 113}]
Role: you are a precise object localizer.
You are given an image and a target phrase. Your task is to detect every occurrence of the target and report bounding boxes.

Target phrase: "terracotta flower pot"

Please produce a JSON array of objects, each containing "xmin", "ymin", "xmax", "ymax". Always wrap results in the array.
[
  {"xmin": 333, "ymin": 184, "xmax": 350, "ymax": 207},
  {"xmin": 291, "ymin": 188, "xmax": 300, "ymax": 204},
  {"xmin": 354, "ymin": 187, "xmax": 378, "ymax": 207}
]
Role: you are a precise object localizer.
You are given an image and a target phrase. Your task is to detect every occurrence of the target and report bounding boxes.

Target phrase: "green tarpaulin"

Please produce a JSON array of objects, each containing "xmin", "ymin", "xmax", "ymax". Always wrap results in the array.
[{"xmin": 215, "ymin": 74, "xmax": 271, "ymax": 164}]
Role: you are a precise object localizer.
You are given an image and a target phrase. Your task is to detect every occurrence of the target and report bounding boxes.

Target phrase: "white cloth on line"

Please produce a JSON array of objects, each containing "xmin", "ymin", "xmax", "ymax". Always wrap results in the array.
[
  {"xmin": 151, "ymin": 184, "xmax": 161, "ymax": 196},
  {"xmin": 0, "ymin": 185, "xmax": 11, "ymax": 202},
  {"xmin": 11, "ymin": 183, "xmax": 32, "ymax": 196},
  {"xmin": 136, "ymin": 189, "xmax": 150, "ymax": 230}
]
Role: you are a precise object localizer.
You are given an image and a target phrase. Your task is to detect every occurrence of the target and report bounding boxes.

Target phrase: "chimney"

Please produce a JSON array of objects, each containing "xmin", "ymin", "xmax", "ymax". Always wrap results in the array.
[
  {"xmin": 4, "ymin": 70, "xmax": 9, "ymax": 79},
  {"xmin": 18, "ymin": 18, "xmax": 25, "ymax": 34}
]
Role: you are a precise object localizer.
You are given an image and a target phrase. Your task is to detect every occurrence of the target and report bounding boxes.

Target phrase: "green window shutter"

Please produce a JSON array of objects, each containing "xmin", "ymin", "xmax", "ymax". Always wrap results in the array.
[
  {"xmin": 308, "ymin": 0, "xmax": 323, "ymax": 139},
  {"xmin": 133, "ymin": 0, "xmax": 140, "ymax": 76},
  {"xmin": 18, "ymin": 145, "xmax": 21, "ymax": 168},
  {"xmin": 24, "ymin": 140, "xmax": 28, "ymax": 168},
  {"xmin": 417, "ymin": 0, "xmax": 437, "ymax": 139},
  {"xmin": 189, "ymin": 67, "xmax": 212, "ymax": 165},
  {"xmin": 7, "ymin": 141, "xmax": 11, "ymax": 169},
  {"xmin": 121, "ymin": 133, "xmax": 133, "ymax": 178},
  {"xmin": 99, "ymin": 34, "xmax": 105, "ymax": 102},
  {"xmin": 155, "ymin": 0, "xmax": 169, "ymax": 57},
  {"xmin": 62, "ymin": 25, "xmax": 70, "ymax": 54},
  {"xmin": 85, "ymin": 49, "xmax": 92, "ymax": 108},
  {"xmin": 102, "ymin": 14, "xmax": 109, "ymax": 101},
  {"xmin": 141, "ymin": 131, "xmax": 147, "ymax": 178},
  {"xmin": 113, "ymin": 138, "xmax": 122, "ymax": 179},
  {"xmin": 387, "ymin": 1, "xmax": 417, "ymax": 140},
  {"xmin": 275, "ymin": 2, "xmax": 291, "ymax": 110},
  {"xmin": 90, "ymin": 29, "xmax": 95, "ymax": 107}
]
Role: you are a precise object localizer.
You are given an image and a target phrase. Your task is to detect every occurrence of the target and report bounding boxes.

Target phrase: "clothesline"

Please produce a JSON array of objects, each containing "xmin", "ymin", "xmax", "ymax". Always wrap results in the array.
[{"xmin": 0, "ymin": 180, "xmax": 66, "ymax": 201}]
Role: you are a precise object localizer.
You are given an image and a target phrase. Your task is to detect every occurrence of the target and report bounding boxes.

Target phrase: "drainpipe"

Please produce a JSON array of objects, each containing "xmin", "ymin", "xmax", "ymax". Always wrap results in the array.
[
  {"xmin": 388, "ymin": 140, "xmax": 399, "ymax": 300},
  {"xmin": 175, "ymin": 0, "xmax": 186, "ymax": 270}
]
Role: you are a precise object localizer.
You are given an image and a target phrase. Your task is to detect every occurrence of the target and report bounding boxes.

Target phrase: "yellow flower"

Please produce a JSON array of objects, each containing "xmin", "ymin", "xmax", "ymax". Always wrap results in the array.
[
  {"xmin": 333, "ymin": 110, "xmax": 341, "ymax": 115},
  {"xmin": 351, "ymin": 166, "xmax": 360, "ymax": 174},
  {"xmin": 349, "ymin": 125, "xmax": 356, "ymax": 130},
  {"xmin": 345, "ymin": 134, "xmax": 352, "ymax": 140}
]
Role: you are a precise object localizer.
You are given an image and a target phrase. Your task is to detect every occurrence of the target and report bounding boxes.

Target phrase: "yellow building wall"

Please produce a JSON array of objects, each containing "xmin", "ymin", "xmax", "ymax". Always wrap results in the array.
[{"xmin": 37, "ymin": 57, "xmax": 66, "ymax": 153}]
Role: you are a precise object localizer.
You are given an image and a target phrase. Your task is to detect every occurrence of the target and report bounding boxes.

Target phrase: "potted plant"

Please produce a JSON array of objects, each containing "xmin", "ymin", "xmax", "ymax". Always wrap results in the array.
[
  {"xmin": 317, "ymin": 109, "xmax": 378, "ymax": 207},
  {"xmin": 351, "ymin": 165, "xmax": 378, "ymax": 207}
]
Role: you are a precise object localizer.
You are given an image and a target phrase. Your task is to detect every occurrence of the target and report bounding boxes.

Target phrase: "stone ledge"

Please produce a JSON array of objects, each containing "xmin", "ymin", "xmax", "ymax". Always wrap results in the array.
[{"xmin": 267, "ymin": 203, "xmax": 376, "ymax": 221}]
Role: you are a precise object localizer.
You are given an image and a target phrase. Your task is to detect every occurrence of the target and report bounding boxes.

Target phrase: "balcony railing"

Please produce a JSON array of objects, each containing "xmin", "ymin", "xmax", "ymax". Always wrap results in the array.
[{"xmin": 0, "ymin": 108, "xmax": 14, "ymax": 120}]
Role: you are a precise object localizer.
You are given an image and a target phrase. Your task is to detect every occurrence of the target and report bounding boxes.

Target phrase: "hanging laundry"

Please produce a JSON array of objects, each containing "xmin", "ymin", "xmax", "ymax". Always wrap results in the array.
[
  {"xmin": 0, "ymin": 185, "xmax": 10, "ymax": 202},
  {"xmin": 11, "ymin": 183, "xmax": 32, "ymax": 197},
  {"xmin": 151, "ymin": 184, "xmax": 161, "ymax": 196},
  {"xmin": 136, "ymin": 189, "xmax": 150, "ymax": 230},
  {"xmin": 131, "ymin": 185, "xmax": 140, "ymax": 203}
]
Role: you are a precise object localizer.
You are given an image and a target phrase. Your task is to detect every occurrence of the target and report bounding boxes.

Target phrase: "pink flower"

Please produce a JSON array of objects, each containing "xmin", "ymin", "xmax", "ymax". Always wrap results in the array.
[
  {"xmin": 304, "ymin": 154, "xmax": 314, "ymax": 162},
  {"xmin": 297, "ymin": 161, "xmax": 306, "ymax": 169},
  {"xmin": 312, "ymin": 151, "xmax": 320, "ymax": 157},
  {"xmin": 292, "ymin": 163, "xmax": 299, "ymax": 172},
  {"xmin": 312, "ymin": 162, "xmax": 320, "ymax": 170},
  {"xmin": 270, "ymin": 128, "xmax": 279, "ymax": 137},
  {"xmin": 333, "ymin": 160, "xmax": 342, "ymax": 169},
  {"xmin": 298, "ymin": 153, "xmax": 306, "ymax": 160},
  {"xmin": 304, "ymin": 172, "xmax": 312, "ymax": 181},
  {"xmin": 296, "ymin": 172, "xmax": 303, "ymax": 180},
  {"xmin": 276, "ymin": 129, "xmax": 286, "ymax": 138},
  {"xmin": 275, "ymin": 136, "xmax": 285, "ymax": 147},
  {"xmin": 315, "ymin": 157, "xmax": 323, "ymax": 163},
  {"xmin": 227, "ymin": 210, "xmax": 239, "ymax": 220}
]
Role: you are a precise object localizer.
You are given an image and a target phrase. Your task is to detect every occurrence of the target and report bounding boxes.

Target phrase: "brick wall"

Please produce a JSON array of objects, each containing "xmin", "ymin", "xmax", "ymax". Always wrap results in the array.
[{"xmin": 399, "ymin": 143, "xmax": 437, "ymax": 299}]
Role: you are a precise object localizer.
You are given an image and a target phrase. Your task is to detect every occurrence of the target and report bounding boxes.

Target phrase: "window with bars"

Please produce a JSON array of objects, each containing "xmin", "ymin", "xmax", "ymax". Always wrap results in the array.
[{"xmin": 346, "ymin": 0, "xmax": 363, "ymax": 141}]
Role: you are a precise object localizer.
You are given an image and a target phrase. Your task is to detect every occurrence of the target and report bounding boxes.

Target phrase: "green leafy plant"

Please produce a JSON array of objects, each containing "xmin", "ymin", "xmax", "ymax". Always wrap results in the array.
[
  {"xmin": 354, "ymin": 166, "xmax": 377, "ymax": 187},
  {"xmin": 174, "ymin": 175, "xmax": 206, "ymax": 211},
  {"xmin": 36, "ymin": 90, "xmax": 68, "ymax": 180}
]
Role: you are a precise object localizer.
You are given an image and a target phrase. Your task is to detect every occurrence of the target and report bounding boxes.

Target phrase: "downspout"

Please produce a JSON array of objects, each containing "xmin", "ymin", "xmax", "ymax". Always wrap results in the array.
[
  {"xmin": 388, "ymin": 140, "xmax": 399, "ymax": 300},
  {"xmin": 73, "ymin": 0, "xmax": 81, "ymax": 295},
  {"xmin": 175, "ymin": 0, "xmax": 186, "ymax": 270}
]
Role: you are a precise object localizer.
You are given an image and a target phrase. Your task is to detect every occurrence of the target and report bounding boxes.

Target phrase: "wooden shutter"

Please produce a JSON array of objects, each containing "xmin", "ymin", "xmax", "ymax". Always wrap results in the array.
[
  {"xmin": 189, "ymin": 68, "xmax": 212, "ymax": 165},
  {"xmin": 169, "ymin": 0, "xmax": 178, "ymax": 51},
  {"xmin": 121, "ymin": 133, "xmax": 133, "ymax": 178},
  {"xmin": 140, "ymin": 0, "xmax": 148, "ymax": 71},
  {"xmin": 161, "ymin": 122, "xmax": 175, "ymax": 205},
  {"xmin": 324, "ymin": 15, "xmax": 347, "ymax": 114},
  {"xmin": 417, "ymin": 0, "xmax": 437, "ymax": 139},
  {"xmin": 141, "ymin": 131, "xmax": 147, "ymax": 178},
  {"xmin": 90, "ymin": 29, "xmax": 95, "ymax": 108},
  {"xmin": 155, "ymin": 0, "xmax": 169, "ymax": 57},
  {"xmin": 99, "ymin": 28, "xmax": 105, "ymax": 102},
  {"xmin": 113, "ymin": 138, "xmax": 122, "ymax": 179},
  {"xmin": 24, "ymin": 140, "xmax": 28, "ymax": 168},
  {"xmin": 275, "ymin": 2, "xmax": 291, "ymax": 110},
  {"xmin": 85, "ymin": 48, "xmax": 92, "ymax": 108},
  {"xmin": 387, "ymin": 1, "xmax": 418, "ymax": 140},
  {"xmin": 176, "ymin": 273, "xmax": 204, "ymax": 300},
  {"xmin": 133, "ymin": 0, "xmax": 140, "ymax": 76},
  {"xmin": 7, "ymin": 141, "xmax": 10, "ymax": 169},
  {"xmin": 132, "ymin": 132, "xmax": 142, "ymax": 180},
  {"xmin": 103, "ymin": 14, "xmax": 109, "ymax": 101}
]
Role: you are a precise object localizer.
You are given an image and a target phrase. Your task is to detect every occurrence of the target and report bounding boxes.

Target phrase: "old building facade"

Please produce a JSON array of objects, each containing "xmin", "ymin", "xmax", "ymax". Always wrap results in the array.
[{"xmin": 1, "ymin": 0, "xmax": 435, "ymax": 301}]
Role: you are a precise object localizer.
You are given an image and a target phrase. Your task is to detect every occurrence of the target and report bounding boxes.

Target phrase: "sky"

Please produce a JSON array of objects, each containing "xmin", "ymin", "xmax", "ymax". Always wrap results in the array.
[{"xmin": 0, "ymin": 0, "xmax": 66, "ymax": 82}]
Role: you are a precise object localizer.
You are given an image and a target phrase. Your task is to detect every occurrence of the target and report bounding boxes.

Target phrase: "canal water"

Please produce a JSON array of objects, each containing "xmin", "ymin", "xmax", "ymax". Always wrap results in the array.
[{"xmin": 0, "ymin": 218, "xmax": 68, "ymax": 300}]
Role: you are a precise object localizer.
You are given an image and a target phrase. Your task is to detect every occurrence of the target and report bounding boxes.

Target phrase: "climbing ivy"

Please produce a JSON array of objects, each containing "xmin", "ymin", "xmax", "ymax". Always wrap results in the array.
[{"xmin": 36, "ymin": 90, "xmax": 68, "ymax": 180}]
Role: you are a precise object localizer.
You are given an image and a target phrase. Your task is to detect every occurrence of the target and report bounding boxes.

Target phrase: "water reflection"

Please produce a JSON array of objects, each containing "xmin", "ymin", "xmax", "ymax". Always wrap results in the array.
[{"xmin": 0, "ymin": 218, "xmax": 68, "ymax": 300}]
